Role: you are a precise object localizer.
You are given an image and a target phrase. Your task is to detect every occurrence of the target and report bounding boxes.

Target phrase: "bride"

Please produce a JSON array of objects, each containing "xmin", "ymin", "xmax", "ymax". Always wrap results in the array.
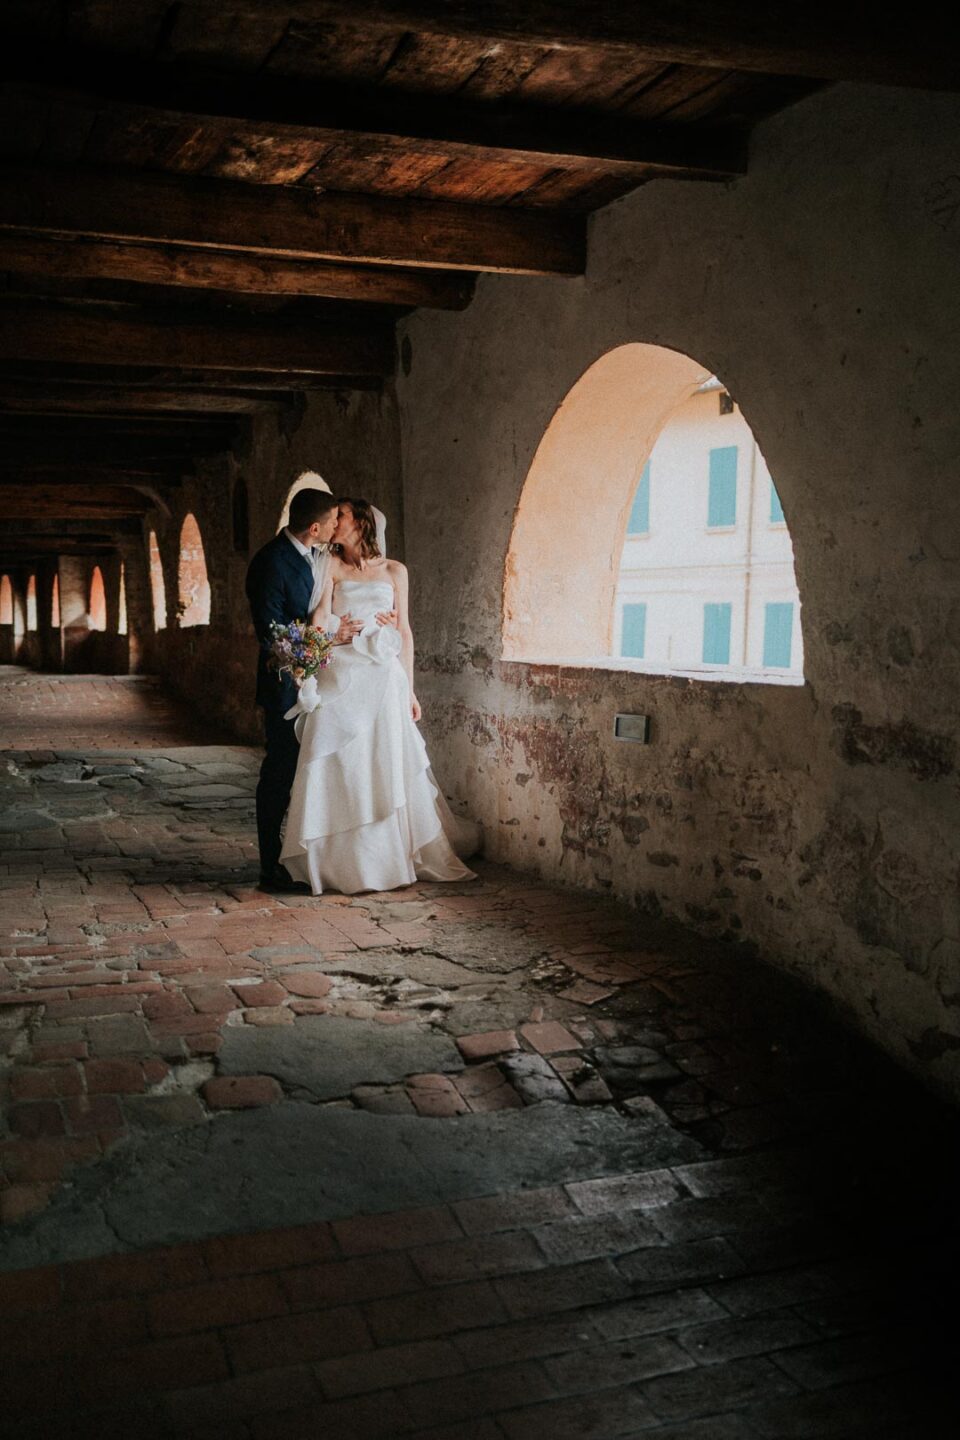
[{"xmin": 280, "ymin": 498, "xmax": 479, "ymax": 895}]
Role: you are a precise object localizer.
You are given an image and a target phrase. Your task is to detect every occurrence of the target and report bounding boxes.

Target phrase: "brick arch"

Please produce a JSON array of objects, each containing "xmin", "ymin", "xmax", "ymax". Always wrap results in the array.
[
  {"xmin": 26, "ymin": 574, "xmax": 37, "ymax": 632},
  {"xmin": 0, "ymin": 573, "xmax": 12, "ymax": 625},
  {"xmin": 51, "ymin": 572, "xmax": 60, "ymax": 628},
  {"xmin": 89, "ymin": 566, "xmax": 107, "ymax": 632},
  {"xmin": 177, "ymin": 513, "xmax": 211, "ymax": 627},
  {"xmin": 147, "ymin": 529, "xmax": 167, "ymax": 631}
]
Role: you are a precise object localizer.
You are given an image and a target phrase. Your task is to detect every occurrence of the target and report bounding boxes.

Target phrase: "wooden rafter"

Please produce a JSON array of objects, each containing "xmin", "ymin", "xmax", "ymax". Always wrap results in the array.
[
  {"xmin": 0, "ymin": 300, "xmax": 395, "ymax": 376},
  {"xmin": 227, "ymin": 0, "xmax": 960, "ymax": 89},
  {"xmin": 1, "ymin": 55, "xmax": 747, "ymax": 181},
  {"xmin": 0, "ymin": 383, "xmax": 292, "ymax": 416},
  {"xmin": 0, "ymin": 235, "xmax": 476, "ymax": 310},
  {"xmin": 0, "ymin": 163, "xmax": 584, "ymax": 276}
]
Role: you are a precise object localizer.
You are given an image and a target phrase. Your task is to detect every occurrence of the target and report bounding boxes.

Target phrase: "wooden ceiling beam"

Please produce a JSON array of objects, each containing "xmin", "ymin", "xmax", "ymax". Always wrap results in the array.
[
  {"xmin": 0, "ymin": 519, "xmax": 138, "ymax": 539},
  {"xmin": 0, "ymin": 484, "xmax": 161, "ymax": 518},
  {"xmin": 0, "ymin": 414, "xmax": 237, "ymax": 442},
  {"xmin": 2, "ymin": 54, "xmax": 746, "ymax": 181},
  {"xmin": 0, "ymin": 438, "xmax": 217, "ymax": 466},
  {"xmin": 0, "ymin": 363, "xmax": 378, "ymax": 392},
  {"xmin": 0, "ymin": 384, "xmax": 292, "ymax": 416},
  {"xmin": 0, "ymin": 234, "xmax": 476, "ymax": 311},
  {"xmin": 0, "ymin": 299, "xmax": 394, "ymax": 376},
  {"xmin": 0, "ymin": 162, "xmax": 583, "ymax": 277},
  {"xmin": 237, "ymin": 1, "xmax": 960, "ymax": 89},
  {"xmin": 0, "ymin": 463, "xmax": 182, "ymax": 485}
]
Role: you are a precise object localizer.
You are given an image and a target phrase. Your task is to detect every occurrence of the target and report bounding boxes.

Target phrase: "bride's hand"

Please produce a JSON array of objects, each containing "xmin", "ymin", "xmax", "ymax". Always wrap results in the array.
[
  {"xmin": 333, "ymin": 613, "xmax": 363, "ymax": 645},
  {"xmin": 375, "ymin": 609, "xmax": 398, "ymax": 628},
  {"xmin": 410, "ymin": 694, "xmax": 422, "ymax": 722}
]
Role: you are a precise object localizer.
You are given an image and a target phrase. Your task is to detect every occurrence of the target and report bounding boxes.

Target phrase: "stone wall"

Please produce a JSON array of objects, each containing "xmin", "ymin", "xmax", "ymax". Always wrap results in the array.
[
  {"xmin": 395, "ymin": 83, "xmax": 960, "ymax": 1101},
  {"xmin": 141, "ymin": 388, "xmax": 402, "ymax": 742}
]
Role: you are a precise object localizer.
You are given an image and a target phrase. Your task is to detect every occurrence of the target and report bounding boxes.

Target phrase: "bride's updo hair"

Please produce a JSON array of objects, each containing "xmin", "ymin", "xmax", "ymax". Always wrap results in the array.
[{"xmin": 339, "ymin": 498, "xmax": 382, "ymax": 559}]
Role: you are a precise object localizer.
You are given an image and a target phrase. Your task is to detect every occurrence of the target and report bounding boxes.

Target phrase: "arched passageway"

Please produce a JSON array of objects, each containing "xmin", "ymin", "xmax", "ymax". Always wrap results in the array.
[
  {"xmin": 50, "ymin": 572, "xmax": 60, "ymax": 628},
  {"xmin": 118, "ymin": 562, "xmax": 128, "ymax": 635},
  {"xmin": 88, "ymin": 565, "xmax": 107, "ymax": 631},
  {"xmin": 0, "ymin": 13, "xmax": 956, "ymax": 1438},
  {"xmin": 147, "ymin": 530, "xmax": 167, "ymax": 631},
  {"xmin": 177, "ymin": 513, "xmax": 211, "ymax": 627}
]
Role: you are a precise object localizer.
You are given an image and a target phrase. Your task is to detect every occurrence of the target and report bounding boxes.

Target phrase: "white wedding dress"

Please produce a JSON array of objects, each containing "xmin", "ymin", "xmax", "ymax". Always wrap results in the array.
[{"xmin": 280, "ymin": 577, "xmax": 479, "ymax": 895}]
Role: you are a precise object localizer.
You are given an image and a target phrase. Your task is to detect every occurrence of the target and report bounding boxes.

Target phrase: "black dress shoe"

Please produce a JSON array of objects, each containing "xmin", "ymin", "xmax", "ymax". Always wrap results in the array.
[{"xmin": 257, "ymin": 865, "xmax": 311, "ymax": 895}]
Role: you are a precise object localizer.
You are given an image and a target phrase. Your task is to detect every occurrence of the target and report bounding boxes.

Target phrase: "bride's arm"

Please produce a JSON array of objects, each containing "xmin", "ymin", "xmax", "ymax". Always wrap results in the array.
[
  {"xmin": 309, "ymin": 575, "xmax": 334, "ymax": 632},
  {"xmin": 393, "ymin": 564, "xmax": 421, "ymax": 722}
]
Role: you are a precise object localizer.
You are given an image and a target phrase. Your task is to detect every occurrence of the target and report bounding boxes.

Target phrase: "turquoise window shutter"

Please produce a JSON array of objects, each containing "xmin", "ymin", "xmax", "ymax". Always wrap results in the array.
[
  {"xmin": 708, "ymin": 447, "xmax": 738, "ymax": 527},
  {"xmin": 621, "ymin": 603, "xmax": 647, "ymax": 658},
  {"xmin": 769, "ymin": 483, "xmax": 786, "ymax": 524},
  {"xmin": 702, "ymin": 603, "xmax": 732, "ymax": 664},
  {"xmin": 627, "ymin": 461, "xmax": 651, "ymax": 534},
  {"xmin": 763, "ymin": 602, "xmax": 794, "ymax": 667}
]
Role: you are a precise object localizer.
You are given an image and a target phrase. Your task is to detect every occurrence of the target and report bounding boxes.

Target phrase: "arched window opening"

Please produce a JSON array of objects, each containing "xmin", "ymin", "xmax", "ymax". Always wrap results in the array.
[
  {"xmin": 177, "ymin": 513, "xmax": 211, "ymax": 627},
  {"xmin": 89, "ymin": 566, "xmax": 107, "ymax": 631},
  {"xmin": 0, "ymin": 574, "xmax": 12, "ymax": 625},
  {"xmin": 503, "ymin": 343, "xmax": 804, "ymax": 686},
  {"xmin": 118, "ymin": 563, "xmax": 128, "ymax": 635},
  {"xmin": 26, "ymin": 575, "xmax": 37, "ymax": 631},
  {"xmin": 277, "ymin": 469, "xmax": 331, "ymax": 532},
  {"xmin": 232, "ymin": 476, "xmax": 250, "ymax": 553},
  {"xmin": 148, "ymin": 529, "xmax": 167, "ymax": 631},
  {"xmin": 51, "ymin": 573, "xmax": 61, "ymax": 628}
]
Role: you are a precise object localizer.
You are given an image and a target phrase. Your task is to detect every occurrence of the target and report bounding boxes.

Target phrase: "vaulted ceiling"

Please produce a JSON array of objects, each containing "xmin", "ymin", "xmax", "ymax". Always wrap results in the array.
[{"xmin": 0, "ymin": 1, "xmax": 954, "ymax": 569}]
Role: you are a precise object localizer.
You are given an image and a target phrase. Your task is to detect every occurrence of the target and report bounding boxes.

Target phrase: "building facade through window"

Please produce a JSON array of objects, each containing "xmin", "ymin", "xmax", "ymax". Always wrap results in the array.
[{"xmin": 614, "ymin": 382, "xmax": 804, "ymax": 683}]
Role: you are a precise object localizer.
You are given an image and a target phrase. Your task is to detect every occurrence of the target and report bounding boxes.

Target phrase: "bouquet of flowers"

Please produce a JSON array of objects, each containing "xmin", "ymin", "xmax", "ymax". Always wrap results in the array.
[{"xmin": 267, "ymin": 619, "xmax": 333, "ymax": 686}]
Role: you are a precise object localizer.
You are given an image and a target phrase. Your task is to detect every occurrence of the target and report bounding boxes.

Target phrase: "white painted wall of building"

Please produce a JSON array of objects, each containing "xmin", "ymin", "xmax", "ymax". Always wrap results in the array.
[{"xmin": 613, "ymin": 386, "xmax": 804, "ymax": 683}]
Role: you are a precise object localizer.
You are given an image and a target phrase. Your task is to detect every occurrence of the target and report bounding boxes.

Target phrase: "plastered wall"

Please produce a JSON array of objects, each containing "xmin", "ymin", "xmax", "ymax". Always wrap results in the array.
[{"xmin": 395, "ymin": 83, "xmax": 960, "ymax": 1101}]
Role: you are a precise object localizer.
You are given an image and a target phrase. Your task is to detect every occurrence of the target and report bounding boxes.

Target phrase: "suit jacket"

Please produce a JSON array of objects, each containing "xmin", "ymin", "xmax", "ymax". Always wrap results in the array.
[{"xmin": 245, "ymin": 532, "xmax": 315, "ymax": 715}]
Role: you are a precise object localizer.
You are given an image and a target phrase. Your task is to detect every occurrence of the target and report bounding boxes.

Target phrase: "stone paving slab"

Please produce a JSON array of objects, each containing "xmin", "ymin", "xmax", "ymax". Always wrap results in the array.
[
  {"xmin": 219, "ymin": 1015, "xmax": 466, "ymax": 1099},
  {"xmin": 0, "ymin": 1103, "xmax": 702, "ymax": 1270}
]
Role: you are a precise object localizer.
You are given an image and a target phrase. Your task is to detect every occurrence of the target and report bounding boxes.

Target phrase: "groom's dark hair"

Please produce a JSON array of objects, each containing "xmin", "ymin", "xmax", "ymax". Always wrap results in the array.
[{"xmin": 288, "ymin": 488, "xmax": 338, "ymax": 532}]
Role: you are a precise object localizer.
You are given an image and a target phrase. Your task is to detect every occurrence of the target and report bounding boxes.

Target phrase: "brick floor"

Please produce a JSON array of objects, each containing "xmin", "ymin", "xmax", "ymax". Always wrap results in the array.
[{"xmin": 0, "ymin": 667, "xmax": 958, "ymax": 1435}]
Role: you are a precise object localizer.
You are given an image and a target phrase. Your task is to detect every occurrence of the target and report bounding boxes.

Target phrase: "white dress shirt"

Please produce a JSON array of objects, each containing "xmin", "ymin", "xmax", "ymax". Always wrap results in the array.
[{"xmin": 284, "ymin": 529, "xmax": 336, "ymax": 634}]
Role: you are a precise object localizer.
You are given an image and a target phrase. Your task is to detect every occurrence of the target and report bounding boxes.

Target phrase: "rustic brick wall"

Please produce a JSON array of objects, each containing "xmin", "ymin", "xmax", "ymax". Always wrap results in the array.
[{"xmin": 395, "ymin": 83, "xmax": 960, "ymax": 1102}]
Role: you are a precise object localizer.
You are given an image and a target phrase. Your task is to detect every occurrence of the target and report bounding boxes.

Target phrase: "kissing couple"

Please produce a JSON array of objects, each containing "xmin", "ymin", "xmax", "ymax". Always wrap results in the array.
[{"xmin": 245, "ymin": 484, "xmax": 479, "ymax": 896}]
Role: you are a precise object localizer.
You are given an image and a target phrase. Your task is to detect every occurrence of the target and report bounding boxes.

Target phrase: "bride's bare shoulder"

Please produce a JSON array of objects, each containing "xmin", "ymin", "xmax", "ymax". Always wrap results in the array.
[{"xmin": 383, "ymin": 558, "xmax": 407, "ymax": 579}]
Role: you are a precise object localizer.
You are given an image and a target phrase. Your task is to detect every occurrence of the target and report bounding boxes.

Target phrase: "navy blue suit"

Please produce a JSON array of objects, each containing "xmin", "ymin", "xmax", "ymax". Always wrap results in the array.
[{"xmin": 245, "ymin": 533, "xmax": 315, "ymax": 875}]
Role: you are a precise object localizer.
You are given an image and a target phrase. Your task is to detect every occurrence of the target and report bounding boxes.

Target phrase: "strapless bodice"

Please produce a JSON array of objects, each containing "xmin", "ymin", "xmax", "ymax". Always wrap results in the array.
[{"xmin": 333, "ymin": 578, "xmax": 395, "ymax": 623}]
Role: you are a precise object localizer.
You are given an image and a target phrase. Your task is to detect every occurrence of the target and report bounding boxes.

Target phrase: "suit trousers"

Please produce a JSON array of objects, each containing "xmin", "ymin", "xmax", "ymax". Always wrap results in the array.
[{"xmin": 256, "ymin": 705, "xmax": 300, "ymax": 874}]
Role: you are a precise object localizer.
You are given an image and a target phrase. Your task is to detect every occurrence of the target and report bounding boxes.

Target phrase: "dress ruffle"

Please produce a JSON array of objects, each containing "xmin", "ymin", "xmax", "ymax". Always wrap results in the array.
[{"xmin": 280, "ymin": 586, "xmax": 478, "ymax": 894}]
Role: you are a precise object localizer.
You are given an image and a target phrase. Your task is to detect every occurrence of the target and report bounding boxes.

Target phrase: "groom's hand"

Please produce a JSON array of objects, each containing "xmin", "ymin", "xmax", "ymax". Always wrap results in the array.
[
  {"xmin": 375, "ymin": 609, "xmax": 399, "ymax": 628},
  {"xmin": 333, "ymin": 613, "xmax": 363, "ymax": 644}
]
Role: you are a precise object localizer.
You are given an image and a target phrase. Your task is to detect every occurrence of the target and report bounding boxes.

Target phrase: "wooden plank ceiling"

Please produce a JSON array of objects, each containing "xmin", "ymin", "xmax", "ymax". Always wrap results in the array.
[{"xmin": 0, "ymin": 0, "xmax": 953, "ymax": 567}]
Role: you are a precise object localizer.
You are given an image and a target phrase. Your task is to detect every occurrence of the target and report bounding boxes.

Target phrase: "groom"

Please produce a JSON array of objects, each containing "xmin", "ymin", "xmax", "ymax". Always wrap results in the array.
[{"xmin": 246, "ymin": 488, "xmax": 347, "ymax": 893}]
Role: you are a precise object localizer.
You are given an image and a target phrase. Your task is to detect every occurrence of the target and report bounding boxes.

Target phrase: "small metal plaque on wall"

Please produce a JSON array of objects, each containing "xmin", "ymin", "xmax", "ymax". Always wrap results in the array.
[{"xmin": 614, "ymin": 713, "xmax": 651, "ymax": 743}]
